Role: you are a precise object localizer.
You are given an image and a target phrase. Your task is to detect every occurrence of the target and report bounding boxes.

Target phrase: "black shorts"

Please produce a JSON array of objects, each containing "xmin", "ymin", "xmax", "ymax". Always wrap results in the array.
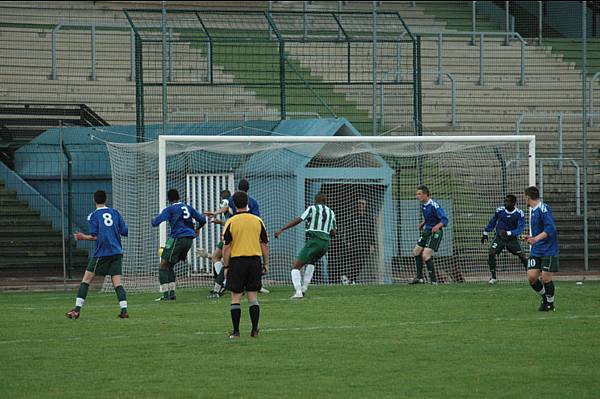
[{"xmin": 225, "ymin": 256, "xmax": 263, "ymax": 294}]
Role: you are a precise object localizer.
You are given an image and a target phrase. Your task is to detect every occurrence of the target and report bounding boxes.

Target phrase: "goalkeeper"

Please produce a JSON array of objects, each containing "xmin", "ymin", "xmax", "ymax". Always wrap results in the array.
[
  {"xmin": 204, "ymin": 189, "xmax": 232, "ymax": 299},
  {"xmin": 481, "ymin": 194, "xmax": 528, "ymax": 284}
]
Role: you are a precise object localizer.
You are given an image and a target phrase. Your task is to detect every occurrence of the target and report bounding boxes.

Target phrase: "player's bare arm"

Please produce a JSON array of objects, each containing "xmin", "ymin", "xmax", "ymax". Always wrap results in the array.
[{"xmin": 274, "ymin": 217, "xmax": 302, "ymax": 238}]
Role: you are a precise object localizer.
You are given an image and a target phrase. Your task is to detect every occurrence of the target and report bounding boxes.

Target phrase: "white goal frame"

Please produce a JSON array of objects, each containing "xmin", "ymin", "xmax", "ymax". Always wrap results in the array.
[{"xmin": 157, "ymin": 135, "xmax": 536, "ymax": 247}]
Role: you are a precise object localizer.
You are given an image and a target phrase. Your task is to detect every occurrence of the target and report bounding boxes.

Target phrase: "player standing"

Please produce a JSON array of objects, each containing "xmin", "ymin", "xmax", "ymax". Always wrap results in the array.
[
  {"xmin": 481, "ymin": 194, "xmax": 528, "ymax": 284},
  {"xmin": 523, "ymin": 186, "xmax": 559, "ymax": 311},
  {"xmin": 409, "ymin": 185, "xmax": 448, "ymax": 285},
  {"xmin": 66, "ymin": 190, "xmax": 129, "ymax": 319},
  {"xmin": 151, "ymin": 189, "xmax": 206, "ymax": 301},
  {"xmin": 222, "ymin": 191, "xmax": 269, "ymax": 339},
  {"xmin": 275, "ymin": 193, "xmax": 336, "ymax": 299}
]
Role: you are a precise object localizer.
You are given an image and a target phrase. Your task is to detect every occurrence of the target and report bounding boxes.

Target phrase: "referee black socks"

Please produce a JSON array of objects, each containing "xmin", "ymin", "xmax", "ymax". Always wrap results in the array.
[
  {"xmin": 230, "ymin": 303, "xmax": 241, "ymax": 334},
  {"xmin": 249, "ymin": 300, "xmax": 260, "ymax": 332}
]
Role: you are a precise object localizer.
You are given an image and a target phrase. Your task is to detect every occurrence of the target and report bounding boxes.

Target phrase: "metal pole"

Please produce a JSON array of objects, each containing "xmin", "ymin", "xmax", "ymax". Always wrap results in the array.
[
  {"xmin": 539, "ymin": 159, "xmax": 544, "ymax": 199},
  {"xmin": 395, "ymin": 39, "xmax": 401, "ymax": 81},
  {"xmin": 479, "ymin": 32, "xmax": 485, "ymax": 85},
  {"xmin": 538, "ymin": 1, "xmax": 543, "ymax": 45},
  {"xmin": 572, "ymin": 159, "xmax": 581, "ymax": 216},
  {"xmin": 437, "ymin": 32, "xmax": 443, "ymax": 85},
  {"xmin": 268, "ymin": 1, "xmax": 273, "ymax": 40},
  {"xmin": 168, "ymin": 27, "xmax": 173, "ymax": 82},
  {"xmin": 471, "ymin": 1, "xmax": 476, "ymax": 45},
  {"xmin": 161, "ymin": 1, "xmax": 168, "ymax": 130},
  {"xmin": 59, "ymin": 122, "xmax": 66, "ymax": 290},
  {"xmin": 504, "ymin": 1, "xmax": 510, "ymax": 45},
  {"xmin": 338, "ymin": 2, "xmax": 342, "ymax": 40},
  {"xmin": 558, "ymin": 112, "xmax": 563, "ymax": 168},
  {"xmin": 372, "ymin": 1, "xmax": 378, "ymax": 135},
  {"xmin": 519, "ymin": 38, "xmax": 525, "ymax": 85},
  {"xmin": 50, "ymin": 24, "xmax": 62, "ymax": 80},
  {"xmin": 90, "ymin": 25, "xmax": 97, "ymax": 81},
  {"xmin": 303, "ymin": 1, "xmax": 307, "ymax": 40},
  {"xmin": 582, "ymin": 1, "xmax": 589, "ymax": 271},
  {"xmin": 449, "ymin": 73, "xmax": 456, "ymax": 126},
  {"xmin": 129, "ymin": 28, "xmax": 135, "ymax": 81}
]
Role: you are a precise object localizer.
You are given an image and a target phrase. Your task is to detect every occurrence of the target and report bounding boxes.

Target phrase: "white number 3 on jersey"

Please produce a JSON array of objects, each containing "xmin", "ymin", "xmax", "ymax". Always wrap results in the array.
[
  {"xmin": 102, "ymin": 213, "xmax": 114, "ymax": 227},
  {"xmin": 181, "ymin": 206, "xmax": 191, "ymax": 219}
]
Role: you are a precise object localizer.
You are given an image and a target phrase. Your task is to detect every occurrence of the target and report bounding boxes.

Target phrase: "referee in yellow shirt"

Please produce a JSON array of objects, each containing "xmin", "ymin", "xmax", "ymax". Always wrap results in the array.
[{"xmin": 223, "ymin": 191, "xmax": 269, "ymax": 339}]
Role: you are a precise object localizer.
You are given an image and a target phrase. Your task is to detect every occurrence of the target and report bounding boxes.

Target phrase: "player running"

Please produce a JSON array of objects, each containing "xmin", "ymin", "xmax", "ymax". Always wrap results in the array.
[{"xmin": 275, "ymin": 193, "xmax": 336, "ymax": 299}]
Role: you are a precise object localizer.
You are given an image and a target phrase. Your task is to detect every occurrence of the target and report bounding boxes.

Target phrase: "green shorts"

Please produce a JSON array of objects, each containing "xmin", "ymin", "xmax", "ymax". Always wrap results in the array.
[
  {"xmin": 489, "ymin": 236, "xmax": 525, "ymax": 256},
  {"xmin": 417, "ymin": 229, "xmax": 444, "ymax": 252},
  {"xmin": 527, "ymin": 255, "xmax": 560, "ymax": 273},
  {"xmin": 297, "ymin": 232, "xmax": 330, "ymax": 264},
  {"xmin": 162, "ymin": 236, "xmax": 194, "ymax": 265},
  {"xmin": 216, "ymin": 241, "xmax": 224, "ymax": 250},
  {"xmin": 86, "ymin": 254, "xmax": 123, "ymax": 276}
]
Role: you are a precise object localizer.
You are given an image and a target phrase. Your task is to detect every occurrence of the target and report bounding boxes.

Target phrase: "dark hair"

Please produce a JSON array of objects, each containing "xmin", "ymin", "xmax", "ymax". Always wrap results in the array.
[
  {"xmin": 167, "ymin": 189, "xmax": 180, "ymax": 202},
  {"xmin": 220, "ymin": 189, "xmax": 231, "ymax": 200},
  {"xmin": 505, "ymin": 194, "xmax": 517, "ymax": 204},
  {"xmin": 417, "ymin": 185, "xmax": 430, "ymax": 196},
  {"xmin": 238, "ymin": 179, "xmax": 250, "ymax": 192},
  {"xmin": 93, "ymin": 190, "xmax": 107, "ymax": 205},
  {"xmin": 524, "ymin": 186, "xmax": 540, "ymax": 200},
  {"xmin": 315, "ymin": 193, "xmax": 327, "ymax": 204},
  {"xmin": 232, "ymin": 191, "xmax": 248, "ymax": 210}
]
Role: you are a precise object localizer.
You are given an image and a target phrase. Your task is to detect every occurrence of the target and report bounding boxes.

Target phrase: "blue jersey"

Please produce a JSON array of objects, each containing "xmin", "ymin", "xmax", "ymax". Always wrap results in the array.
[
  {"xmin": 484, "ymin": 207, "xmax": 525, "ymax": 238},
  {"xmin": 87, "ymin": 207, "xmax": 128, "ymax": 258},
  {"xmin": 530, "ymin": 202, "xmax": 559, "ymax": 257},
  {"xmin": 421, "ymin": 199, "xmax": 449, "ymax": 230},
  {"xmin": 228, "ymin": 195, "xmax": 260, "ymax": 217},
  {"xmin": 151, "ymin": 202, "xmax": 206, "ymax": 238}
]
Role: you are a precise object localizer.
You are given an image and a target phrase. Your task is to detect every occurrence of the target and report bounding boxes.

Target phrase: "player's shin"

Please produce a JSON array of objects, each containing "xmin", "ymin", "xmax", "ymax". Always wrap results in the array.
[
  {"xmin": 168, "ymin": 269, "xmax": 176, "ymax": 298},
  {"xmin": 543, "ymin": 281, "xmax": 555, "ymax": 303},
  {"xmin": 425, "ymin": 259, "xmax": 437, "ymax": 283},
  {"xmin": 249, "ymin": 300, "xmax": 260, "ymax": 332},
  {"xmin": 414, "ymin": 256, "xmax": 424, "ymax": 279},
  {"xmin": 158, "ymin": 269, "xmax": 170, "ymax": 299},
  {"xmin": 115, "ymin": 285, "xmax": 128, "ymax": 313},
  {"xmin": 230, "ymin": 303, "xmax": 241, "ymax": 334},
  {"xmin": 291, "ymin": 269, "xmax": 303, "ymax": 294},
  {"xmin": 75, "ymin": 282, "xmax": 89, "ymax": 311},
  {"xmin": 488, "ymin": 254, "xmax": 497, "ymax": 279},
  {"xmin": 530, "ymin": 279, "xmax": 546, "ymax": 297},
  {"xmin": 302, "ymin": 264, "xmax": 315, "ymax": 292}
]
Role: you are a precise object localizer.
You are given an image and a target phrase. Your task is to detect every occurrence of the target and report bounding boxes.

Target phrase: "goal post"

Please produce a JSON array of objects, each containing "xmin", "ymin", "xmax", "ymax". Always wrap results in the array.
[{"xmin": 107, "ymin": 133, "xmax": 536, "ymax": 291}]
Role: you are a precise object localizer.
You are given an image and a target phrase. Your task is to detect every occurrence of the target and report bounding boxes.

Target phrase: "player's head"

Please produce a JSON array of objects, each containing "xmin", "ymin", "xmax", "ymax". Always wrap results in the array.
[
  {"xmin": 504, "ymin": 194, "xmax": 517, "ymax": 211},
  {"xmin": 315, "ymin": 193, "xmax": 327, "ymax": 204},
  {"xmin": 93, "ymin": 190, "xmax": 107, "ymax": 205},
  {"xmin": 238, "ymin": 179, "xmax": 250, "ymax": 192},
  {"xmin": 232, "ymin": 191, "xmax": 248, "ymax": 211},
  {"xmin": 524, "ymin": 186, "xmax": 540, "ymax": 206},
  {"xmin": 220, "ymin": 189, "xmax": 231, "ymax": 200},
  {"xmin": 416, "ymin": 185, "xmax": 430, "ymax": 203},
  {"xmin": 167, "ymin": 189, "xmax": 180, "ymax": 203}
]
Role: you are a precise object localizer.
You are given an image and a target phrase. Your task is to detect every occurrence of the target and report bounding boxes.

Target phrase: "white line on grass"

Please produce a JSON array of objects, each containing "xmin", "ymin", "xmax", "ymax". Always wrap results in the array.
[{"xmin": 2, "ymin": 314, "xmax": 599, "ymax": 345}]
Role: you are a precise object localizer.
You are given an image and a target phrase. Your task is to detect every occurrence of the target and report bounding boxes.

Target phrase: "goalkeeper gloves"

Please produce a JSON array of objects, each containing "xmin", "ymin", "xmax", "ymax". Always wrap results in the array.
[{"xmin": 481, "ymin": 233, "xmax": 488, "ymax": 244}]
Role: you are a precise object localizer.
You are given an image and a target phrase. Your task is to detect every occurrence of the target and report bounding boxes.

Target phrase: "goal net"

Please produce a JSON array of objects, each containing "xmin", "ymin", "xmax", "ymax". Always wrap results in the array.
[{"xmin": 105, "ymin": 133, "xmax": 535, "ymax": 292}]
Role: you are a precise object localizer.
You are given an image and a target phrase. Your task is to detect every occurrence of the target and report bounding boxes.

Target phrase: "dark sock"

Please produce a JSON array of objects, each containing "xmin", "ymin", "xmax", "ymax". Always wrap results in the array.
[
  {"xmin": 488, "ymin": 255, "xmax": 497, "ymax": 279},
  {"xmin": 115, "ymin": 285, "xmax": 127, "ymax": 312},
  {"xmin": 159, "ymin": 269, "xmax": 169, "ymax": 298},
  {"xmin": 426, "ymin": 259, "xmax": 436, "ymax": 282},
  {"xmin": 530, "ymin": 279, "xmax": 545, "ymax": 296},
  {"xmin": 169, "ymin": 269, "xmax": 176, "ymax": 298},
  {"xmin": 414, "ymin": 256, "xmax": 423, "ymax": 279},
  {"xmin": 75, "ymin": 282, "xmax": 89, "ymax": 311},
  {"xmin": 216, "ymin": 268, "xmax": 225, "ymax": 286},
  {"xmin": 230, "ymin": 303, "xmax": 241, "ymax": 334},
  {"xmin": 249, "ymin": 301, "xmax": 260, "ymax": 332},
  {"xmin": 544, "ymin": 281, "xmax": 555, "ymax": 303}
]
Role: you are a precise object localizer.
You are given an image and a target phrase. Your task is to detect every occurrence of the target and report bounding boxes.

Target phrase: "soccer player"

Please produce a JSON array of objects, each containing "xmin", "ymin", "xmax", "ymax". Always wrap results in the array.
[
  {"xmin": 204, "ymin": 189, "xmax": 232, "ymax": 299},
  {"xmin": 274, "ymin": 193, "xmax": 336, "ymax": 299},
  {"xmin": 409, "ymin": 185, "xmax": 448, "ymax": 284},
  {"xmin": 481, "ymin": 194, "xmax": 528, "ymax": 284},
  {"xmin": 523, "ymin": 186, "xmax": 559, "ymax": 311},
  {"xmin": 222, "ymin": 191, "xmax": 269, "ymax": 339},
  {"xmin": 151, "ymin": 189, "xmax": 206, "ymax": 301},
  {"xmin": 205, "ymin": 179, "xmax": 269, "ymax": 295},
  {"xmin": 66, "ymin": 190, "xmax": 129, "ymax": 319}
]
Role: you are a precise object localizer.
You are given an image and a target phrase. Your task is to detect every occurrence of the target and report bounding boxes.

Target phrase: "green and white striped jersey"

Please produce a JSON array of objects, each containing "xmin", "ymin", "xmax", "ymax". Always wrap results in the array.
[{"xmin": 300, "ymin": 204, "xmax": 336, "ymax": 240}]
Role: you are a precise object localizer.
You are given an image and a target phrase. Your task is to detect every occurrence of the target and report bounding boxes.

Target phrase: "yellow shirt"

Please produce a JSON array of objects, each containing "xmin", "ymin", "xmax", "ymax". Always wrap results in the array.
[{"xmin": 222, "ymin": 212, "xmax": 268, "ymax": 257}]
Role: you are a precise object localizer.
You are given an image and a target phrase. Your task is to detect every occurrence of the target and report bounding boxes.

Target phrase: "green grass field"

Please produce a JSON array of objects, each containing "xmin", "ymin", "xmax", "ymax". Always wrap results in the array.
[{"xmin": 1, "ymin": 283, "xmax": 599, "ymax": 398}]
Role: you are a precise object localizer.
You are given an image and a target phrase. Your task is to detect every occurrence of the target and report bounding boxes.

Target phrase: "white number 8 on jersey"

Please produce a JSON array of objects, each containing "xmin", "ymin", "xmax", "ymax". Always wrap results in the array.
[{"xmin": 102, "ymin": 212, "xmax": 114, "ymax": 227}]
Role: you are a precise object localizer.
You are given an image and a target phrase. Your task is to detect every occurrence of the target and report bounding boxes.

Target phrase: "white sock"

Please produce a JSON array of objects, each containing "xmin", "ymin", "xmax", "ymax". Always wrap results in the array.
[
  {"xmin": 291, "ymin": 269, "xmax": 302, "ymax": 293},
  {"xmin": 159, "ymin": 283, "xmax": 169, "ymax": 293},
  {"xmin": 302, "ymin": 264, "xmax": 315, "ymax": 291},
  {"xmin": 168, "ymin": 282, "xmax": 176, "ymax": 291},
  {"xmin": 119, "ymin": 300, "xmax": 128, "ymax": 310},
  {"xmin": 214, "ymin": 261, "xmax": 223, "ymax": 274},
  {"xmin": 213, "ymin": 282, "xmax": 222, "ymax": 292},
  {"xmin": 75, "ymin": 297, "xmax": 85, "ymax": 308}
]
